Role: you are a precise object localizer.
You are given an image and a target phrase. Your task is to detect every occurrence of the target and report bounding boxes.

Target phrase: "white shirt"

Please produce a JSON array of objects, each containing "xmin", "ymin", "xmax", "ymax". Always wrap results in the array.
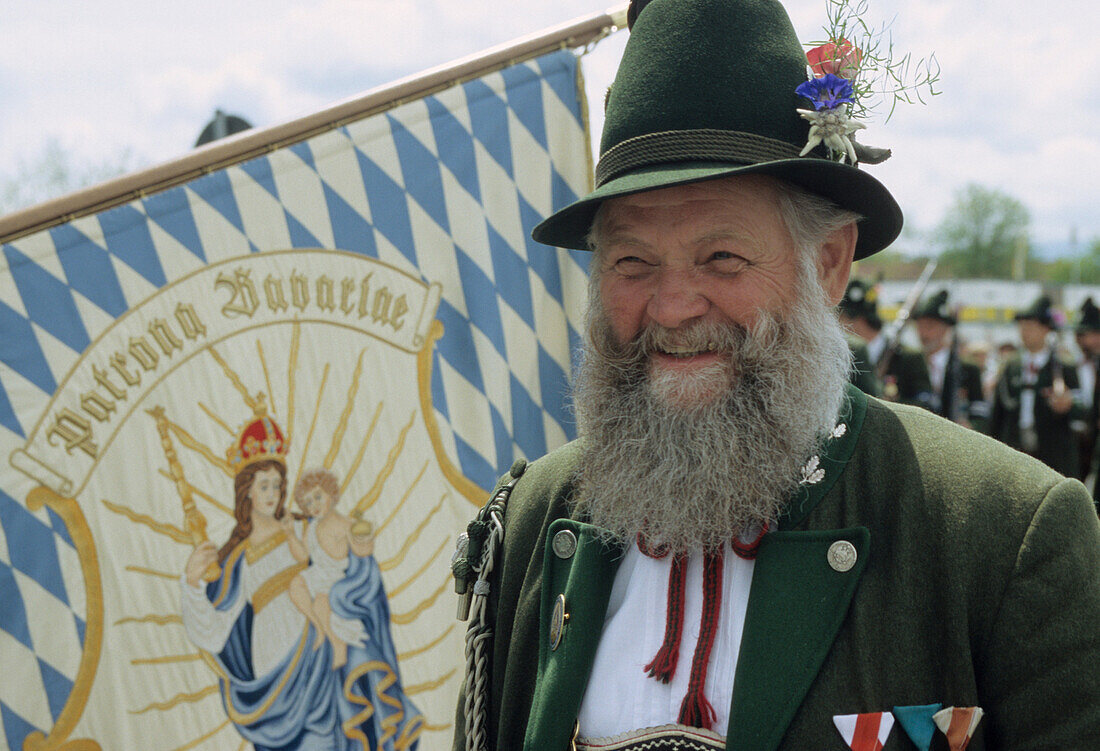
[
  {"xmin": 927, "ymin": 347, "xmax": 949, "ymax": 395},
  {"xmin": 576, "ymin": 540, "xmax": 755, "ymax": 739},
  {"xmin": 1078, "ymin": 360, "xmax": 1096, "ymax": 410},
  {"xmin": 1019, "ymin": 349, "xmax": 1050, "ymax": 431},
  {"xmin": 866, "ymin": 334, "xmax": 887, "ymax": 366}
]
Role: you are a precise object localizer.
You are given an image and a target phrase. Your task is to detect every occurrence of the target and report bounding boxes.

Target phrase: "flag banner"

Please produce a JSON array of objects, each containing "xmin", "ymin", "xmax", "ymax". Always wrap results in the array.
[{"xmin": 0, "ymin": 47, "xmax": 590, "ymax": 750}]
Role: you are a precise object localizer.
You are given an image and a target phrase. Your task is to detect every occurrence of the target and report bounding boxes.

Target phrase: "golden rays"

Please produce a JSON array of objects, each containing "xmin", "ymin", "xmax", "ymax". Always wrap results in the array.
[
  {"xmin": 130, "ymin": 685, "xmax": 219, "ymax": 714},
  {"xmin": 375, "ymin": 463, "xmax": 429, "ymax": 541},
  {"xmin": 397, "ymin": 623, "xmax": 456, "ymax": 662},
  {"xmin": 162, "ymin": 472, "xmax": 233, "ymax": 517},
  {"xmin": 130, "ymin": 653, "xmax": 203, "ymax": 666},
  {"xmin": 101, "ymin": 499, "xmax": 190, "ymax": 544},
  {"xmin": 295, "ymin": 362, "xmax": 331, "ymax": 472},
  {"xmin": 391, "ymin": 578, "xmax": 450, "ymax": 626},
  {"xmin": 115, "ymin": 614, "xmax": 182, "ymax": 626},
  {"xmin": 197, "ymin": 402, "xmax": 234, "ymax": 436},
  {"xmin": 165, "ymin": 418, "xmax": 233, "ymax": 478},
  {"xmin": 207, "ymin": 347, "xmax": 260, "ymax": 414},
  {"xmin": 324, "ymin": 348, "xmax": 367, "ymax": 470},
  {"xmin": 339, "ymin": 400, "xmax": 384, "ymax": 497},
  {"xmin": 387, "ymin": 537, "xmax": 449, "ymax": 598},
  {"xmin": 405, "ymin": 669, "xmax": 456, "ymax": 696},
  {"xmin": 353, "ymin": 412, "xmax": 416, "ymax": 516},
  {"xmin": 124, "ymin": 564, "xmax": 180, "ymax": 581},
  {"xmin": 287, "ymin": 321, "xmax": 301, "ymax": 433},
  {"xmin": 379, "ymin": 492, "xmax": 445, "ymax": 571},
  {"xmin": 258, "ymin": 339, "xmax": 275, "ymax": 416}
]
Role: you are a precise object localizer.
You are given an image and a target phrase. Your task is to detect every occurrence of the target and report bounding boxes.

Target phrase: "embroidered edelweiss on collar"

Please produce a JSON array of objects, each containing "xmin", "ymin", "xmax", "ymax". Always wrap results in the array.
[{"xmin": 800, "ymin": 422, "xmax": 848, "ymax": 486}]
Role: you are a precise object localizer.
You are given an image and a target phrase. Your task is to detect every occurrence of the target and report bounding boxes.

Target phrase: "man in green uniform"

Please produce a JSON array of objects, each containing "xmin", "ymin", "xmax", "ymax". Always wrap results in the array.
[
  {"xmin": 452, "ymin": 0, "xmax": 1100, "ymax": 748},
  {"xmin": 912, "ymin": 289, "xmax": 989, "ymax": 431},
  {"xmin": 838, "ymin": 278, "xmax": 932, "ymax": 404},
  {"xmin": 990, "ymin": 295, "xmax": 1083, "ymax": 478}
]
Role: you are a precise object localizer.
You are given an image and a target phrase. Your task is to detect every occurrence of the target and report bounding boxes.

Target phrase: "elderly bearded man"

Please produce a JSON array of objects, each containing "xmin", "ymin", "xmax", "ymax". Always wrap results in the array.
[{"xmin": 451, "ymin": 0, "xmax": 1100, "ymax": 749}]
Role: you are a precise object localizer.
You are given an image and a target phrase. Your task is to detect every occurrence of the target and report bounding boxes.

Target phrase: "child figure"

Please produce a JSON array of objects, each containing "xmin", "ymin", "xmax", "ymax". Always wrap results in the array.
[{"xmin": 284, "ymin": 468, "xmax": 375, "ymax": 668}]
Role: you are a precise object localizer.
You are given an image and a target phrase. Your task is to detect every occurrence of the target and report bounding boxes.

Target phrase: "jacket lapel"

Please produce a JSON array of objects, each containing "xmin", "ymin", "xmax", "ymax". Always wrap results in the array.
[
  {"xmin": 725, "ymin": 526, "xmax": 869, "ymax": 751},
  {"xmin": 725, "ymin": 385, "xmax": 870, "ymax": 750},
  {"xmin": 523, "ymin": 519, "xmax": 624, "ymax": 751}
]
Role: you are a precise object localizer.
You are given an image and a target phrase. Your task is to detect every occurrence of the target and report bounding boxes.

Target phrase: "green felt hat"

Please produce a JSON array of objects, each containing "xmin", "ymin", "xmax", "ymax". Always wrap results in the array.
[
  {"xmin": 532, "ymin": 0, "xmax": 902, "ymax": 259},
  {"xmin": 913, "ymin": 289, "xmax": 956, "ymax": 326},
  {"xmin": 1078, "ymin": 297, "xmax": 1100, "ymax": 332},
  {"xmin": 1015, "ymin": 294, "xmax": 1057, "ymax": 329},
  {"xmin": 839, "ymin": 278, "xmax": 882, "ymax": 328}
]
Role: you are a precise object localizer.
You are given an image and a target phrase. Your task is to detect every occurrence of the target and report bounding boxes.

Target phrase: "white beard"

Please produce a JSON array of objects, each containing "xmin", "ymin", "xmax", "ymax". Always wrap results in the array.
[{"xmin": 571, "ymin": 265, "xmax": 852, "ymax": 554}]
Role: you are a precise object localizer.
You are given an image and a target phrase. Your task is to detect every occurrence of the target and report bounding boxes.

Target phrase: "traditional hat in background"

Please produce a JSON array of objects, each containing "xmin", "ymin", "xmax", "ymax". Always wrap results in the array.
[
  {"xmin": 913, "ymin": 289, "xmax": 957, "ymax": 326},
  {"xmin": 1015, "ymin": 294, "xmax": 1058, "ymax": 329},
  {"xmin": 1077, "ymin": 297, "xmax": 1100, "ymax": 332},
  {"xmin": 839, "ymin": 278, "xmax": 882, "ymax": 328}
]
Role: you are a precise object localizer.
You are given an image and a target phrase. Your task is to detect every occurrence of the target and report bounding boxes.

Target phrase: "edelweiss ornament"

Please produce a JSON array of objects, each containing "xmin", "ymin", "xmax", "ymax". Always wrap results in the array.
[
  {"xmin": 795, "ymin": 72, "xmax": 865, "ymax": 164},
  {"xmin": 797, "ymin": 105, "xmax": 865, "ymax": 164}
]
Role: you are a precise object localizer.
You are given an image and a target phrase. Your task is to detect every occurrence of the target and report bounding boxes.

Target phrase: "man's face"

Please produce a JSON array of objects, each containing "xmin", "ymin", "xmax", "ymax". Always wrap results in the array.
[
  {"xmin": 915, "ymin": 317, "xmax": 950, "ymax": 352},
  {"xmin": 1081, "ymin": 330, "xmax": 1100, "ymax": 356},
  {"xmin": 596, "ymin": 177, "xmax": 804, "ymax": 406},
  {"xmin": 1019, "ymin": 319, "xmax": 1050, "ymax": 353}
]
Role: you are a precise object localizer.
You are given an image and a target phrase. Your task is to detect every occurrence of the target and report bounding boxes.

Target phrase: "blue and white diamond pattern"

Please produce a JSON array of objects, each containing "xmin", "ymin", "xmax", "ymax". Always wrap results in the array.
[{"xmin": 0, "ymin": 49, "xmax": 590, "ymax": 748}]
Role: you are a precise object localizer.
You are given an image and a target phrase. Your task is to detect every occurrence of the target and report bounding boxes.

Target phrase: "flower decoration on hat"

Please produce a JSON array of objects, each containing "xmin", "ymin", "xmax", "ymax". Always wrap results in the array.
[
  {"xmin": 796, "ymin": 0, "xmax": 940, "ymax": 165},
  {"xmin": 227, "ymin": 396, "xmax": 289, "ymax": 473},
  {"xmin": 796, "ymin": 74, "xmax": 865, "ymax": 164}
]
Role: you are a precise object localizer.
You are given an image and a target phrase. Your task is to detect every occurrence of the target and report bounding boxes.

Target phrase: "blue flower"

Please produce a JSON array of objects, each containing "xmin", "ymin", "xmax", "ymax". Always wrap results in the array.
[{"xmin": 795, "ymin": 74, "xmax": 855, "ymax": 111}]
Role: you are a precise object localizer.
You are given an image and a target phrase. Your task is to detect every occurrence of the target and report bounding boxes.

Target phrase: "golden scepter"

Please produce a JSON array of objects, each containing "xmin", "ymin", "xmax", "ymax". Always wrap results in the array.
[{"xmin": 148, "ymin": 406, "xmax": 220, "ymax": 582}]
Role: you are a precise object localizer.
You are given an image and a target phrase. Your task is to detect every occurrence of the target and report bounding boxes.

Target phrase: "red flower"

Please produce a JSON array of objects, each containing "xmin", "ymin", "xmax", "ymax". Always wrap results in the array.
[{"xmin": 806, "ymin": 39, "xmax": 862, "ymax": 79}]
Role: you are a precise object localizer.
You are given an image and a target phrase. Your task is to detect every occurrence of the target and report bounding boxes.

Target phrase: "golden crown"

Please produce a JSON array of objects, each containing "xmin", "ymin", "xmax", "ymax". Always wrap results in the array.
[{"xmin": 226, "ymin": 398, "xmax": 289, "ymax": 473}]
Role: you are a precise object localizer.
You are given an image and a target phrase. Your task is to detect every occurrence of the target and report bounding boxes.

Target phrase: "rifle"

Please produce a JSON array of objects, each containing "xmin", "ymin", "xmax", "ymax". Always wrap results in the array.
[{"xmin": 876, "ymin": 258, "xmax": 938, "ymax": 380}]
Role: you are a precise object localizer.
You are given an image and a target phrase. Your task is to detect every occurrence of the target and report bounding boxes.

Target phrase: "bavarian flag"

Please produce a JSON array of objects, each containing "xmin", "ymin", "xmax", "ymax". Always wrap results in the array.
[{"xmin": 0, "ymin": 13, "xmax": 608, "ymax": 749}]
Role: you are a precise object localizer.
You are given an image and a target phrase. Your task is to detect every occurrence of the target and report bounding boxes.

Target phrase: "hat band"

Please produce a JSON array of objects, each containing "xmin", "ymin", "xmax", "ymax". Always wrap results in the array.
[{"xmin": 595, "ymin": 129, "xmax": 806, "ymax": 186}]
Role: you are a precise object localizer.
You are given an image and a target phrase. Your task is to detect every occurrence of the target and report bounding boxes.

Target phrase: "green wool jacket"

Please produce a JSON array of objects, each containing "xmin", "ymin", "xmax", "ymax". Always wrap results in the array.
[{"xmin": 455, "ymin": 386, "xmax": 1100, "ymax": 751}]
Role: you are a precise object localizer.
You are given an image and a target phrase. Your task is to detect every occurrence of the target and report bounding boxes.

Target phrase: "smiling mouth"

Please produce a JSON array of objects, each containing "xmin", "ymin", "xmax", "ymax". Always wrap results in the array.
[{"xmin": 658, "ymin": 342, "xmax": 720, "ymax": 358}]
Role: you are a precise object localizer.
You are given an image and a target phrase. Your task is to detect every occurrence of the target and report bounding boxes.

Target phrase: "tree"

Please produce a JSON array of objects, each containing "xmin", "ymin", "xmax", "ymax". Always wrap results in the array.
[
  {"xmin": 934, "ymin": 184, "xmax": 1030, "ymax": 279},
  {"xmin": 0, "ymin": 138, "xmax": 135, "ymax": 216}
]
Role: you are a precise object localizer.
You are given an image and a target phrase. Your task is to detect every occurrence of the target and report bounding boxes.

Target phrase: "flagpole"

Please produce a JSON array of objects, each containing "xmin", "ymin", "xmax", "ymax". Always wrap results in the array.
[{"xmin": 0, "ymin": 3, "xmax": 629, "ymax": 245}]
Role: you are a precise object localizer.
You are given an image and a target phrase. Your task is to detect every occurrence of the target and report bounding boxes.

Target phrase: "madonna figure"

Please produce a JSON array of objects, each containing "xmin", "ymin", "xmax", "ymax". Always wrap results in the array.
[{"xmin": 180, "ymin": 406, "xmax": 422, "ymax": 750}]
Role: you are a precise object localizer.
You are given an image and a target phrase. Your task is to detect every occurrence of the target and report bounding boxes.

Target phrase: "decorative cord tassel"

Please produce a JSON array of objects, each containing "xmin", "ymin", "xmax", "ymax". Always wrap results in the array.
[
  {"xmin": 643, "ymin": 554, "xmax": 686, "ymax": 683},
  {"xmin": 677, "ymin": 549, "xmax": 724, "ymax": 730}
]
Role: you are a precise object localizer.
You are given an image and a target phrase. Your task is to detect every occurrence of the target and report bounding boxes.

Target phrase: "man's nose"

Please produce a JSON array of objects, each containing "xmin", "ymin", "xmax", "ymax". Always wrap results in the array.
[{"xmin": 646, "ymin": 267, "xmax": 710, "ymax": 330}]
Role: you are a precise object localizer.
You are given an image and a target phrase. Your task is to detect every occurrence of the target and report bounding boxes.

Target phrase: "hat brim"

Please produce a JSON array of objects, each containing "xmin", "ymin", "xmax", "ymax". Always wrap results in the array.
[{"xmin": 533, "ymin": 158, "xmax": 902, "ymax": 260}]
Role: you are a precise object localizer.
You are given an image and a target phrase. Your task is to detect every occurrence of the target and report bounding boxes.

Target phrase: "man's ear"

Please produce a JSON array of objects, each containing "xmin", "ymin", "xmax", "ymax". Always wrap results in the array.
[{"xmin": 818, "ymin": 222, "xmax": 857, "ymax": 305}]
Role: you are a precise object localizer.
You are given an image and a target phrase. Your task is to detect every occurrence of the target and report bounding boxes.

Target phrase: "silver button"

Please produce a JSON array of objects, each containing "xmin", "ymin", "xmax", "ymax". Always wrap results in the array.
[
  {"xmin": 827, "ymin": 540, "xmax": 857, "ymax": 572},
  {"xmin": 552, "ymin": 529, "xmax": 577, "ymax": 559}
]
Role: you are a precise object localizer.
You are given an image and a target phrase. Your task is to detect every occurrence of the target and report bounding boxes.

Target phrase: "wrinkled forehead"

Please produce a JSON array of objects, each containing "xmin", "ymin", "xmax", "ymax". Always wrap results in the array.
[{"xmin": 591, "ymin": 175, "xmax": 788, "ymax": 254}]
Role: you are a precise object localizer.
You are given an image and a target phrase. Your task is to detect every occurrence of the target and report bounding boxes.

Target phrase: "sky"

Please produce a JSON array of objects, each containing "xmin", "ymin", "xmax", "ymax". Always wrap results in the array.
[{"xmin": 2, "ymin": 0, "xmax": 1097, "ymax": 259}]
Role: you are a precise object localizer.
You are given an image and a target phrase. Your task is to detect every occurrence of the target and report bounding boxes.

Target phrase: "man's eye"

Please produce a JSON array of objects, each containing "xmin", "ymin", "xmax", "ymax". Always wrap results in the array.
[
  {"xmin": 708, "ymin": 252, "xmax": 747, "ymax": 270},
  {"xmin": 612, "ymin": 256, "xmax": 651, "ymax": 274}
]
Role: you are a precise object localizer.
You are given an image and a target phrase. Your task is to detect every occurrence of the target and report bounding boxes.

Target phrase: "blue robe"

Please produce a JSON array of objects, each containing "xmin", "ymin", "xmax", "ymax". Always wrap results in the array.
[{"xmin": 205, "ymin": 547, "xmax": 423, "ymax": 750}]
